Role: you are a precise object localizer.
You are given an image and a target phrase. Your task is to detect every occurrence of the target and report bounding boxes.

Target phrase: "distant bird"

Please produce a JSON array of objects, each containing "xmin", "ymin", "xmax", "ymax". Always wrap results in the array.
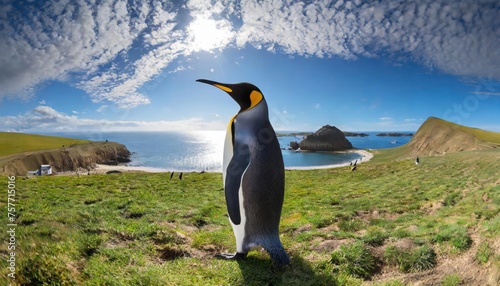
[
  {"xmin": 179, "ymin": 172, "xmax": 183, "ymax": 180},
  {"xmin": 415, "ymin": 157, "xmax": 420, "ymax": 165},
  {"xmin": 170, "ymin": 172, "xmax": 174, "ymax": 180},
  {"xmin": 349, "ymin": 162, "xmax": 353, "ymax": 166},
  {"xmin": 353, "ymin": 159, "xmax": 358, "ymax": 166},
  {"xmin": 351, "ymin": 165, "xmax": 357, "ymax": 171},
  {"xmin": 197, "ymin": 79, "xmax": 290, "ymax": 266}
]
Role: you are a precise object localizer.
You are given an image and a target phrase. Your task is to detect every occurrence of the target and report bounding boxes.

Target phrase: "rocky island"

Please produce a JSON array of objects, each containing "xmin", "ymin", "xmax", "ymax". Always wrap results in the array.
[
  {"xmin": 376, "ymin": 132, "xmax": 414, "ymax": 136},
  {"xmin": 290, "ymin": 125, "xmax": 353, "ymax": 151},
  {"xmin": 343, "ymin": 131, "xmax": 369, "ymax": 137}
]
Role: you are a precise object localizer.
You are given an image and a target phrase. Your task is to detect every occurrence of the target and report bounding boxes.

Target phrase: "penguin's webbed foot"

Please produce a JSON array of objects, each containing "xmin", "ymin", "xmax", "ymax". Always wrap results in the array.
[{"xmin": 215, "ymin": 252, "xmax": 247, "ymax": 261}]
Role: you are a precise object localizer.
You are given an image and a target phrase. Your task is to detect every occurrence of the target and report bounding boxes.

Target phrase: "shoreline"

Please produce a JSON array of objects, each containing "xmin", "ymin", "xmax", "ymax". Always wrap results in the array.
[
  {"xmin": 84, "ymin": 149, "xmax": 373, "ymax": 174},
  {"xmin": 285, "ymin": 149, "xmax": 373, "ymax": 170}
]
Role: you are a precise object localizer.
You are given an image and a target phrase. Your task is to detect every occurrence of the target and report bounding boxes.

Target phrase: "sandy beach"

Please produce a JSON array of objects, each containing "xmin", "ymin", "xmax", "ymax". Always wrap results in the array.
[
  {"xmin": 82, "ymin": 149, "xmax": 373, "ymax": 174},
  {"xmin": 285, "ymin": 149, "xmax": 373, "ymax": 170}
]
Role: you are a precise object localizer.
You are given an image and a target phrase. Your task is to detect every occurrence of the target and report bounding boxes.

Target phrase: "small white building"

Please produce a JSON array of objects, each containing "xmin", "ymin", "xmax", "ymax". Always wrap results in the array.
[{"xmin": 38, "ymin": 165, "xmax": 53, "ymax": 176}]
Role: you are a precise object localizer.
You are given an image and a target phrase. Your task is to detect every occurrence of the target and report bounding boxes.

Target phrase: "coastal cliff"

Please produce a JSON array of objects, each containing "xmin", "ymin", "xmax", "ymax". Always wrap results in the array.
[
  {"xmin": 0, "ymin": 142, "xmax": 131, "ymax": 175},
  {"xmin": 298, "ymin": 125, "xmax": 353, "ymax": 151}
]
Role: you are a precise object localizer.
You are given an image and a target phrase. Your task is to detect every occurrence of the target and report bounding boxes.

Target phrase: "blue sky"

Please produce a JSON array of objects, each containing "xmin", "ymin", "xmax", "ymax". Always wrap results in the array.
[{"xmin": 0, "ymin": 0, "xmax": 499, "ymax": 133}]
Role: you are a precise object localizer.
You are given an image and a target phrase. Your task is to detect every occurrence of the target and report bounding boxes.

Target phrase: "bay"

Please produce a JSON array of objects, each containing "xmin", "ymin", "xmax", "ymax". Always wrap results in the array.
[{"xmin": 37, "ymin": 131, "xmax": 412, "ymax": 172}]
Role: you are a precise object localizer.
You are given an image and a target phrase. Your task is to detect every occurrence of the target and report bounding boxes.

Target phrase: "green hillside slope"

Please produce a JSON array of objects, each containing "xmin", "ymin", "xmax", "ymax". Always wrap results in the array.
[
  {"xmin": 0, "ymin": 132, "xmax": 89, "ymax": 157},
  {"xmin": 372, "ymin": 117, "xmax": 500, "ymax": 162}
]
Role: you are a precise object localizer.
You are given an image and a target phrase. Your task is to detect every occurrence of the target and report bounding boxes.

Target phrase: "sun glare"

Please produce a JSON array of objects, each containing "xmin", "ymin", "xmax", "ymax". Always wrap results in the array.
[{"xmin": 187, "ymin": 16, "xmax": 233, "ymax": 51}]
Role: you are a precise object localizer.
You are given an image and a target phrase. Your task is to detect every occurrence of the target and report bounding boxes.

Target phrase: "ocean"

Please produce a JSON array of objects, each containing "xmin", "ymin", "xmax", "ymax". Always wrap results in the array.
[{"xmin": 38, "ymin": 131, "xmax": 412, "ymax": 172}]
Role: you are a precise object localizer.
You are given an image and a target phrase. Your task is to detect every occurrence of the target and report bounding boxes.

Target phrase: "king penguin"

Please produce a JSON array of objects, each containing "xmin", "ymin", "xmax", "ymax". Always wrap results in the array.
[{"xmin": 196, "ymin": 79, "xmax": 290, "ymax": 266}]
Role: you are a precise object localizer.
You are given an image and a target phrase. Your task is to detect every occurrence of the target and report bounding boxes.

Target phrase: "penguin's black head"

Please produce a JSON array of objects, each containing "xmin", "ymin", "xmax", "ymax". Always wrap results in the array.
[{"xmin": 196, "ymin": 79, "xmax": 264, "ymax": 112}]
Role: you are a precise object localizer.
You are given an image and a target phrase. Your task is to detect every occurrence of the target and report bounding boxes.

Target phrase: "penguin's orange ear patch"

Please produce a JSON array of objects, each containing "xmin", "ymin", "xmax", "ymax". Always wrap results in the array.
[
  {"xmin": 214, "ymin": 84, "xmax": 233, "ymax": 93},
  {"xmin": 248, "ymin": 90, "xmax": 263, "ymax": 110}
]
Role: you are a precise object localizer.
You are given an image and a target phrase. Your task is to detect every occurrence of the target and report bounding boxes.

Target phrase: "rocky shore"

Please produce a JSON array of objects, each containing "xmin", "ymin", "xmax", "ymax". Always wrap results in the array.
[{"xmin": 0, "ymin": 142, "xmax": 131, "ymax": 175}]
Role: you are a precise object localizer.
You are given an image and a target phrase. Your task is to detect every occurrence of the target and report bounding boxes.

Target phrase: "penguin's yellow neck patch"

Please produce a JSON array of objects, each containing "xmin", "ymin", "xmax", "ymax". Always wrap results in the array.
[{"xmin": 248, "ymin": 90, "xmax": 263, "ymax": 110}]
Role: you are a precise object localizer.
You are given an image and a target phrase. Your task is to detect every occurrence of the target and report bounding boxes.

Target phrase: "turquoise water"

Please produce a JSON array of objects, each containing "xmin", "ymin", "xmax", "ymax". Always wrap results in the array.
[{"xmin": 39, "ymin": 131, "xmax": 411, "ymax": 172}]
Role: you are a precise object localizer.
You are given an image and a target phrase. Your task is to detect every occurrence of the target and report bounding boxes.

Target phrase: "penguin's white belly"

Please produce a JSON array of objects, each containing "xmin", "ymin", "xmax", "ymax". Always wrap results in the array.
[
  {"xmin": 223, "ymin": 122, "xmax": 247, "ymax": 253},
  {"xmin": 230, "ymin": 166, "xmax": 248, "ymax": 253}
]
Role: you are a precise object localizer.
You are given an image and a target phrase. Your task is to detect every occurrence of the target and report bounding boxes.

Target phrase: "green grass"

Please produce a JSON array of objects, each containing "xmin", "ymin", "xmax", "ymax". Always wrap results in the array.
[
  {"xmin": 330, "ymin": 241, "xmax": 377, "ymax": 279},
  {"xmin": 476, "ymin": 242, "xmax": 493, "ymax": 264},
  {"xmin": 1, "ymin": 149, "xmax": 499, "ymax": 285},
  {"xmin": 442, "ymin": 274, "xmax": 462, "ymax": 286},
  {"xmin": 383, "ymin": 244, "xmax": 436, "ymax": 273},
  {"xmin": 0, "ymin": 132, "xmax": 90, "ymax": 157}
]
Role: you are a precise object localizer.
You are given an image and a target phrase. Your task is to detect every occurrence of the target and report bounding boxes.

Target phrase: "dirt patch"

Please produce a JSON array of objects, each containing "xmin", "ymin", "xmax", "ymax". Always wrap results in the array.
[
  {"xmin": 420, "ymin": 201, "xmax": 443, "ymax": 215},
  {"xmin": 103, "ymin": 238, "xmax": 129, "ymax": 249},
  {"xmin": 482, "ymin": 192, "xmax": 492, "ymax": 203},
  {"xmin": 353, "ymin": 209, "xmax": 401, "ymax": 222},
  {"xmin": 318, "ymin": 223, "xmax": 340, "ymax": 233},
  {"xmin": 157, "ymin": 245, "xmax": 189, "ymax": 261},
  {"xmin": 294, "ymin": 223, "xmax": 313, "ymax": 235},
  {"xmin": 312, "ymin": 239, "xmax": 353, "ymax": 252}
]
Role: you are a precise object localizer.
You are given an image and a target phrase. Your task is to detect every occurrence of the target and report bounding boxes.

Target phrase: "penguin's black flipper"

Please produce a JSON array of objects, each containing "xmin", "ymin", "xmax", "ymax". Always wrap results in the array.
[
  {"xmin": 224, "ymin": 143, "xmax": 251, "ymax": 225},
  {"xmin": 215, "ymin": 252, "xmax": 247, "ymax": 261}
]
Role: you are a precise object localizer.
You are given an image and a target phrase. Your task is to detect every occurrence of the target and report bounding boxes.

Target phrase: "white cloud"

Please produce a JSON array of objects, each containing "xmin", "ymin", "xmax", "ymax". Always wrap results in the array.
[
  {"xmin": 1, "ymin": 0, "xmax": 498, "ymax": 109},
  {"xmin": 371, "ymin": 118, "xmax": 420, "ymax": 131},
  {"xmin": 168, "ymin": 66, "xmax": 189, "ymax": 74},
  {"xmin": 0, "ymin": 0, "xmax": 156, "ymax": 106},
  {"xmin": 0, "ymin": 105, "xmax": 225, "ymax": 132},
  {"xmin": 471, "ymin": 91, "xmax": 500, "ymax": 97},
  {"xmin": 96, "ymin": 105, "xmax": 109, "ymax": 113},
  {"xmin": 404, "ymin": 118, "xmax": 416, "ymax": 122},
  {"xmin": 236, "ymin": 0, "xmax": 499, "ymax": 80},
  {"xmin": 315, "ymin": 103, "xmax": 321, "ymax": 109}
]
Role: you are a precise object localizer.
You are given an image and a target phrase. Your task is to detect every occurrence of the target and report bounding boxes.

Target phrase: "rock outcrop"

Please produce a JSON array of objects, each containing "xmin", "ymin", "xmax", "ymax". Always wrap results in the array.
[
  {"xmin": 289, "ymin": 141, "xmax": 300, "ymax": 150},
  {"xmin": 299, "ymin": 125, "xmax": 353, "ymax": 151},
  {"xmin": 376, "ymin": 132, "xmax": 413, "ymax": 137},
  {"xmin": 0, "ymin": 142, "xmax": 131, "ymax": 175}
]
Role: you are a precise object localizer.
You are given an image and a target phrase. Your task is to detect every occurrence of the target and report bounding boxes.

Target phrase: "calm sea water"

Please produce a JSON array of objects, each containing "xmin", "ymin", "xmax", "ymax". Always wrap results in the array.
[{"xmin": 39, "ymin": 131, "xmax": 412, "ymax": 172}]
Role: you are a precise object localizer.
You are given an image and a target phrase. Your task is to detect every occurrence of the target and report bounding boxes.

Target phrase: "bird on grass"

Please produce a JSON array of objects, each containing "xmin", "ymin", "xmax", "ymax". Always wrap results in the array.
[{"xmin": 197, "ymin": 79, "xmax": 290, "ymax": 267}]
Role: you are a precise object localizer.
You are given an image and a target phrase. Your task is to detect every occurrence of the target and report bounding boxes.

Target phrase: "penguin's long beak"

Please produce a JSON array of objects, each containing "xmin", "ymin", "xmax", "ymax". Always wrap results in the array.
[{"xmin": 196, "ymin": 79, "xmax": 233, "ymax": 94}]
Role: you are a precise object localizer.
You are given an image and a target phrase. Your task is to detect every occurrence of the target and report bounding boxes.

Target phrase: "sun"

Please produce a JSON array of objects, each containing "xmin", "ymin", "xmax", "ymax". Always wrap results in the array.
[{"xmin": 187, "ymin": 16, "xmax": 233, "ymax": 51}]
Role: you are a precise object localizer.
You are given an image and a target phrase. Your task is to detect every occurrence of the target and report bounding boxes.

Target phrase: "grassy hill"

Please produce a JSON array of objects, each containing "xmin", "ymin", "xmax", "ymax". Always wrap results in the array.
[
  {"xmin": 372, "ymin": 117, "xmax": 500, "ymax": 163},
  {"xmin": 0, "ymin": 132, "xmax": 90, "ymax": 157},
  {"xmin": 1, "ymin": 149, "xmax": 499, "ymax": 285}
]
